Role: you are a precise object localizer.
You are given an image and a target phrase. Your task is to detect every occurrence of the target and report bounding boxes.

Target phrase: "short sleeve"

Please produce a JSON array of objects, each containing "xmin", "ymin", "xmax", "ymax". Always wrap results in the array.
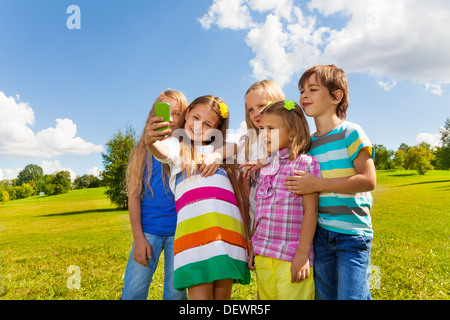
[
  {"xmin": 155, "ymin": 137, "xmax": 180, "ymax": 165},
  {"xmin": 291, "ymin": 154, "xmax": 321, "ymax": 179},
  {"xmin": 345, "ymin": 123, "xmax": 374, "ymax": 162},
  {"xmin": 308, "ymin": 156, "xmax": 322, "ymax": 178}
]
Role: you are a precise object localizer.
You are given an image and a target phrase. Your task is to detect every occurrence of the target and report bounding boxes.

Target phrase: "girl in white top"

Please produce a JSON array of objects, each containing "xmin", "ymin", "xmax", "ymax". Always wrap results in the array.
[
  {"xmin": 145, "ymin": 95, "xmax": 250, "ymax": 300},
  {"xmin": 238, "ymin": 80, "xmax": 286, "ymax": 236}
]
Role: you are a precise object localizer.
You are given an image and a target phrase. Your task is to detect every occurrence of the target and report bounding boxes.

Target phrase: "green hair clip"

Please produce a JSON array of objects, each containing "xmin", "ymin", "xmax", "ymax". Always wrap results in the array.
[{"xmin": 284, "ymin": 100, "xmax": 296, "ymax": 111}]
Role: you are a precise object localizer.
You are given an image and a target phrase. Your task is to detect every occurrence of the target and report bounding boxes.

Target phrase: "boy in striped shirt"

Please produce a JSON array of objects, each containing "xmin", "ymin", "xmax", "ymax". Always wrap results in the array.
[{"xmin": 285, "ymin": 65, "xmax": 377, "ymax": 300}]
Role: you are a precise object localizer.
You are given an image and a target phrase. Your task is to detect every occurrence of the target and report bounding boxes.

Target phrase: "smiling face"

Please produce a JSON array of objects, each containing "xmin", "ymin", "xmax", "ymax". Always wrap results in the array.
[
  {"xmin": 184, "ymin": 103, "xmax": 220, "ymax": 144},
  {"xmin": 245, "ymin": 90, "xmax": 271, "ymax": 129},
  {"xmin": 259, "ymin": 113, "xmax": 292, "ymax": 156},
  {"xmin": 299, "ymin": 74, "xmax": 339, "ymax": 120}
]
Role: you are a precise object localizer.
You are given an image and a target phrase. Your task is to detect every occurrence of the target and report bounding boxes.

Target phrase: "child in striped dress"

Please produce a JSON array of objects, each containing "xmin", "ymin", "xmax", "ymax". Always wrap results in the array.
[{"xmin": 145, "ymin": 95, "xmax": 250, "ymax": 300}]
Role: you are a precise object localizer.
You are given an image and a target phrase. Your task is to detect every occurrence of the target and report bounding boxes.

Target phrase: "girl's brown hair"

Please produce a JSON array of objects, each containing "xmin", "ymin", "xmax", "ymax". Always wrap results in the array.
[
  {"xmin": 298, "ymin": 64, "xmax": 349, "ymax": 120},
  {"xmin": 175, "ymin": 95, "xmax": 229, "ymax": 177},
  {"xmin": 260, "ymin": 100, "xmax": 311, "ymax": 160},
  {"xmin": 126, "ymin": 89, "xmax": 189, "ymax": 199}
]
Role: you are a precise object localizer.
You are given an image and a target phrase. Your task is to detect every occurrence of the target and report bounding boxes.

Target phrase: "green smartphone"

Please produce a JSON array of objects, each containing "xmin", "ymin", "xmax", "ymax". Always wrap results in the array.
[{"xmin": 154, "ymin": 102, "xmax": 170, "ymax": 131}]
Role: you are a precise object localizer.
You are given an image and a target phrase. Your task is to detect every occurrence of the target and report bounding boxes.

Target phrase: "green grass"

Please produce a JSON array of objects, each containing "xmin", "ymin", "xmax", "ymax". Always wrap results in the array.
[
  {"xmin": 0, "ymin": 171, "xmax": 449, "ymax": 300},
  {"xmin": 370, "ymin": 170, "xmax": 449, "ymax": 300}
]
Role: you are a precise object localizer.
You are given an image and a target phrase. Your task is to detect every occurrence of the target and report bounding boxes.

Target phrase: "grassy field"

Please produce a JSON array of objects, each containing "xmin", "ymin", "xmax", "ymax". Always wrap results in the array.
[{"xmin": 0, "ymin": 170, "xmax": 448, "ymax": 300}]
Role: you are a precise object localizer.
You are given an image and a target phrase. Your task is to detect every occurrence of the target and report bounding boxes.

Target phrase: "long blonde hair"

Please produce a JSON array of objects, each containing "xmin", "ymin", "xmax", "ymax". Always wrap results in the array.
[
  {"xmin": 243, "ymin": 80, "xmax": 285, "ymax": 161},
  {"xmin": 126, "ymin": 89, "xmax": 189, "ymax": 199}
]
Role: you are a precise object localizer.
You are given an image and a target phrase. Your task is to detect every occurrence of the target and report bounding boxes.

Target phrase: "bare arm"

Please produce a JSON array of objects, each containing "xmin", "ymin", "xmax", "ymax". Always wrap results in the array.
[
  {"xmin": 144, "ymin": 117, "xmax": 171, "ymax": 160},
  {"xmin": 285, "ymin": 148, "xmax": 376, "ymax": 195},
  {"xmin": 291, "ymin": 192, "xmax": 318, "ymax": 282},
  {"xmin": 128, "ymin": 176, "xmax": 151, "ymax": 266}
]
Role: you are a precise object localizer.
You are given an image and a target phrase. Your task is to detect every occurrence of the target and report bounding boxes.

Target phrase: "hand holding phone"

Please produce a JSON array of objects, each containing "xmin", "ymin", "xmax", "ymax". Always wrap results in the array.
[
  {"xmin": 144, "ymin": 102, "xmax": 171, "ymax": 147},
  {"xmin": 154, "ymin": 102, "xmax": 170, "ymax": 131}
]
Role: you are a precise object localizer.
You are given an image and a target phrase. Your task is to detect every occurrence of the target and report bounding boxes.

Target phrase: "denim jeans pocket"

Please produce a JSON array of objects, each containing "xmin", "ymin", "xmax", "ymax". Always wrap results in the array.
[{"xmin": 354, "ymin": 234, "xmax": 373, "ymax": 252}]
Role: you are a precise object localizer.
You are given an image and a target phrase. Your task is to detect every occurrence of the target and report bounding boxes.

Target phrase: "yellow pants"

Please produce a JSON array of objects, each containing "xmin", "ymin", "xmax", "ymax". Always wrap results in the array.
[{"xmin": 255, "ymin": 255, "xmax": 315, "ymax": 300}]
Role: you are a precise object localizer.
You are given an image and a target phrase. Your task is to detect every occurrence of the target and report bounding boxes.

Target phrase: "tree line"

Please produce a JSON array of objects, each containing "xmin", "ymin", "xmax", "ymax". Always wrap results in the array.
[
  {"xmin": 0, "ymin": 164, "xmax": 101, "ymax": 203},
  {"xmin": 374, "ymin": 118, "xmax": 450, "ymax": 174},
  {"xmin": 99, "ymin": 120, "xmax": 450, "ymax": 210},
  {"xmin": 2, "ymin": 120, "xmax": 448, "ymax": 206}
]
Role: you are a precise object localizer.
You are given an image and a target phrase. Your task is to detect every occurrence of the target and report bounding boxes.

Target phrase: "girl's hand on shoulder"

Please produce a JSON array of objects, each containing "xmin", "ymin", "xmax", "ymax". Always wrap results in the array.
[
  {"xmin": 199, "ymin": 152, "xmax": 221, "ymax": 177},
  {"xmin": 284, "ymin": 170, "xmax": 318, "ymax": 195},
  {"xmin": 144, "ymin": 117, "xmax": 172, "ymax": 146},
  {"xmin": 238, "ymin": 159, "xmax": 268, "ymax": 180}
]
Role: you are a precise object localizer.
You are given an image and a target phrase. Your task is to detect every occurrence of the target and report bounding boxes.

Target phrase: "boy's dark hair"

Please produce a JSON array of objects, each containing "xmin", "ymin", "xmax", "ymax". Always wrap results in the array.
[{"xmin": 298, "ymin": 64, "xmax": 349, "ymax": 120}]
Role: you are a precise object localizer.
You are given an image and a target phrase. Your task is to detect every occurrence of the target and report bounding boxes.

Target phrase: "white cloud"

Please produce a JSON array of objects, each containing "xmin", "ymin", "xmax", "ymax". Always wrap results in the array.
[
  {"xmin": 0, "ymin": 168, "xmax": 21, "ymax": 180},
  {"xmin": 200, "ymin": 0, "xmax": 450, "ymax": 91},
  {"xmin": 416, "ymin": 132, "xmax": 442, "ymax": 148},
  {"xmin": 87, "ymin": 166, "xmax": 102, "ymax": 178},
  {"xmin": 0, "ymin": 91, "xmax": 103, "ymax": 158},
  {"xmin": 248, "ymin": 0, "xmax": 294, "ymax": 21},
  {"xmin": 377, "ymin": 80, "xmax": 397, "ymax": 91},
  {"xmin": 198, "ymin": 0, "xmax": 253, "ymax": 30},
  {"xmin": 41, "ymin": 160, "xmax": 76, "ymax": 181},
  {"xmin": 424, "ymin": 83, "xmax": 443, "ymax": 96}
]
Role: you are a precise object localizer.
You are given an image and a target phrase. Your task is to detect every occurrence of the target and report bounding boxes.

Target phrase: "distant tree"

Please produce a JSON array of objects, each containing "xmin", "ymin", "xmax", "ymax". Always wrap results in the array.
[
  {"xmin": 393, "ymin": 143, "xmax": 409, "ymax": 169},
  {"xmin": 16, "ymin": 164, "xmax": 44, "ymax": 195},
  {"xmin": 73, "ymin": 174, "xmax": 100, "ymax": 189},
  {"xmin": 101, "ymin": 125, "xmax": 137, "ymax": 209},
  {"xmin": 433, "ymin": 146, "xmax": 450, "ymax": 170},
  {"xmin": 0, "ymin": 189, "xmax": 9, "ymax": 203},
  {"xmin": 440, "ymin": 118, "xmax": 450, "ymax": 146},
  {"xmin": 374, "ymin": 144, "xmax": 394, "ymax": 170},
  {"xmin": 42, "ymin": 171, "xmax": 71, "ymax": 196},
  {"xmin": 433, "ymin": 118, "xmax": 450, "ymax": 170},
  {"xmin": 16, "ymin": 182, "xmax": 35, "ymax": 199},
  {"xmin": 0, "ymin": 180, "xmax": 11, "ymax": 189},
  {"xmin": 406, "ymin": 143, "xmax": 434, "ymax": 175}
]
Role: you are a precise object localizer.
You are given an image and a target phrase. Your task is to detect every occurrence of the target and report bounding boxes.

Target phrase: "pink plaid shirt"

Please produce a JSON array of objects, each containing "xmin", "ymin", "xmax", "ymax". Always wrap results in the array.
[{"xmin": 252, "ymin": 148, "xmax": 321, "ymax": 264}]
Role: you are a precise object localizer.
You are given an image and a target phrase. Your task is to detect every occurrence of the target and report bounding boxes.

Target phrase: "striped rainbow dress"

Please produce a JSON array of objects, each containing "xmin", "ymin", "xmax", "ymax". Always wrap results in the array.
[{"xmin": 172, "ymin": 167, "xmax": 250, "ymax": 291}]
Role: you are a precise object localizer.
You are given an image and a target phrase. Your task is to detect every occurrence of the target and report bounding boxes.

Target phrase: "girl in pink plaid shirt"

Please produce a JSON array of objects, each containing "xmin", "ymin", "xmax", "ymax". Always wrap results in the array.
[{"xmin": 245, "ymin": 100, "xmax": 321, "ymax": 300}]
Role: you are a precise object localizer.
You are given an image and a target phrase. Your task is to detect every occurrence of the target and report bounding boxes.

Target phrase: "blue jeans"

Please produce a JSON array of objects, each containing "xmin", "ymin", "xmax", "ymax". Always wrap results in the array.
[
  {"xmin": 121, "ymin": 233, "xmax": 186, "ymax": 300},
  {"xmin": 313, "ymin": 226, "xmax": 372, "ymax": 300}
]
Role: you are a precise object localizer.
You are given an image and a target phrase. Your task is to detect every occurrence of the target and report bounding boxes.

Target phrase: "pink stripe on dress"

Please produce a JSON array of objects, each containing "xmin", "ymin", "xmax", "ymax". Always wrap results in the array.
[{"xmin": 175, "ymin": 186, "xmax": 238, "ymax": 212}]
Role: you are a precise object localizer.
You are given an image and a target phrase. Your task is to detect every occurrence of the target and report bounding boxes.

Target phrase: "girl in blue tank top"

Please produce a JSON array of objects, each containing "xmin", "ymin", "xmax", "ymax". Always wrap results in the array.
[{"xmin": 121, "ymin": 90, "xmax": 189, "ymax": 300}]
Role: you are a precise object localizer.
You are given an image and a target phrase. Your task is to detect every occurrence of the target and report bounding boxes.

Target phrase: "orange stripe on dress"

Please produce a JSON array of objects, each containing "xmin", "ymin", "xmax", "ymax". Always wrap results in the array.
[{"xmin": 174, "ymin": 226, "xmax": 247, "ymax": 255}]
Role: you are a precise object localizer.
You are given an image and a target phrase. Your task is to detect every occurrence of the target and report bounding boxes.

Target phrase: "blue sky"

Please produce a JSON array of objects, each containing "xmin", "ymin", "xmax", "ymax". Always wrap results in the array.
[{"xmin": 0, "ymin": 0, "xmax": 449, "ymax": 180}]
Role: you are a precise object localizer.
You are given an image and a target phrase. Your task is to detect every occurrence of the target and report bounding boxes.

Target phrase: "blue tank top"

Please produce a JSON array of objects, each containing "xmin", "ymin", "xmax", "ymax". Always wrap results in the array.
[{"xmin": 141, "ymin": 155, "xmax": 177, "ymax": 236}]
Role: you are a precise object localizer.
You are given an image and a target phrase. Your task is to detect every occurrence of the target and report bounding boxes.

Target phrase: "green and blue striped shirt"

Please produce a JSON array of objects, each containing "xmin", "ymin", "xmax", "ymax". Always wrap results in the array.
[{"xmin": 308, "ymin": 121, "xmax": 375, "ymax": 237}]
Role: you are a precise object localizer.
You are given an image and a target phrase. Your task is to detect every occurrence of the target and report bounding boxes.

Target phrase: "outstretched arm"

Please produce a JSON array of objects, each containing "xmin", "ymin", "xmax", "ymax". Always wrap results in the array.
[{"xmin": 144, "ymin": 116, "xmax": 170, "ymax": 160}]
